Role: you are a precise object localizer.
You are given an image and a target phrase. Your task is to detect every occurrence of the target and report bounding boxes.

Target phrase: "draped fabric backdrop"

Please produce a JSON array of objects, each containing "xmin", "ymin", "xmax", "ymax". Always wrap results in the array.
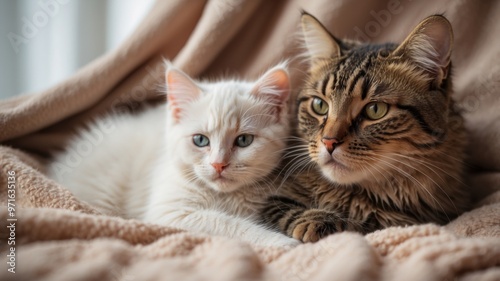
[
  {"xmin": 0, "ymin": 0, "xmax": 155, "ymax": 99},
  {"xmin": 0, "ymin": 1, "xmax": 499, "ymax": 281}
]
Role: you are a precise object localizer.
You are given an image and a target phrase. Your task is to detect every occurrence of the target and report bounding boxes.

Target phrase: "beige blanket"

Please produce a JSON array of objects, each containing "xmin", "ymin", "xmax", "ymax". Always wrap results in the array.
[{"xmin": 1, "ymin": 0, "xmax": 499, "ymax": 280}]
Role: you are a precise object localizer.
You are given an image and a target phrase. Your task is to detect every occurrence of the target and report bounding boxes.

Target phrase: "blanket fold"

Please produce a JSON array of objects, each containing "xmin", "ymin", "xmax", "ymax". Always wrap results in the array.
[{"xmin": 1, "ymin": 0, "xmax": 499, "ymax": 280}]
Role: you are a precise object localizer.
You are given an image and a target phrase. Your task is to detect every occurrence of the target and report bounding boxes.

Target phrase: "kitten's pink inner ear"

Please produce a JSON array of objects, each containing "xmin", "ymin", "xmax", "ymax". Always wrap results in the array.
[
  {"xmin": 268, "ymin": 69, "xmax": 290, "ymax": 103},
  {"xmin": 166, "ymin": 72, "xmax": 181, "ymax": 120},
  {"xmin": 166, "ymin": 70, "xmax": 200, "ymax": 122},
  {"xmin": 253, "ymin": 68, "xmax": 290, "ymax": 120},
  {"xmin": 166, "ymin": 72, "xmax": 176, "ymax": 103}
]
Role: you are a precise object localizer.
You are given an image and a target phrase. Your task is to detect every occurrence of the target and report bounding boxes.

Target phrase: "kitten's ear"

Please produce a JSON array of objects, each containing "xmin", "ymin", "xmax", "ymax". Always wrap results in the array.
[
  {"xmin": 301, "ymin": 12, "xmax": 342, "ymax": 61},
  {"xmin": 251, "ymin": 64, "xmax": 290, "ymax": 115},
  {"xmin": 165, "ymin": 63, "xmax": 201, "ymax": 121},
  {"xmin": 392, "ymin": 15, "xmax": 453, "ymax": 85}
]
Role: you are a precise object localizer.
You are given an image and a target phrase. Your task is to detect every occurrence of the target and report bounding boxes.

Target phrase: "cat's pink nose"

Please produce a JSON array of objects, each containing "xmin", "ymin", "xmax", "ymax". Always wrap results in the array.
[
  {"xmin": 322, "ymin": 137, "xmax": 341, "ymax": 154},
  {"xmin": 211, "ymin": 162, "xmax": 229, "ymax": 174}
]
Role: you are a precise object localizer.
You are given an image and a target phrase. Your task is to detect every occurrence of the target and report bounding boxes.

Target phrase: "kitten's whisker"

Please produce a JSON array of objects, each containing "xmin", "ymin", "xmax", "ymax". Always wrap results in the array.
[
  {"xmin": 278, "ymin": 151, "xmax": 310, "ymax": 180},
  {"xmin": 279, "ymin": 157, "xmax": 314, "ymax": 188},
  {"xmin": 281, "ymin": 149, "xmax": 310, "ymax": 159}
]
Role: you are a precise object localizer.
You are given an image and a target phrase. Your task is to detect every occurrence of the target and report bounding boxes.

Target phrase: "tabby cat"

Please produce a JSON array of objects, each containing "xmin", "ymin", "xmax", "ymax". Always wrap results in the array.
[{"xmin": 260, "ymin": 13, "xmax": 469, "ymax": 242}]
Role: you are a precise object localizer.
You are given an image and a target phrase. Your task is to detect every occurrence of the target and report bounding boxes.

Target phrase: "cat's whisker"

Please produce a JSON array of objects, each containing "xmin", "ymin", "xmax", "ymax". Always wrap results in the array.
[
  {"xmin": 363, "ymin": 158, "xmax": 393, "ymax": 186},
  {"xmin": 278, "ymin": 151, "xmax": 310, "ymax": 179},
  {"xmin": 283, "ymin": 135, "xmax": 309, "ymax": 142},
  {"xmin": 280, "ymin": 148, "xmax": 310, "ymax": 160},
  {"xmin": 365, "ymin": 154, "xmax": 450, "ymax": 221},
  {"xmin": 383, "ymin": 152, "xmax": 466, "ymax": 187},
  {"xmin": 257, "ymin": 177, "xmax": 280, "ymax": 195},
  {"xmin": 372, "ymin": 153, "xmax": 458, "ymax": 217},
  {"xmin": 280, "ymin": 157, "xmax": 314, "ymax": 187},
  {"xmin": 424, "ymin": 148, "xmax": 469, "ymax": 167},
  {"xmin": 281, "ymin": 149, "xmax": 309, "ymax": 165}
]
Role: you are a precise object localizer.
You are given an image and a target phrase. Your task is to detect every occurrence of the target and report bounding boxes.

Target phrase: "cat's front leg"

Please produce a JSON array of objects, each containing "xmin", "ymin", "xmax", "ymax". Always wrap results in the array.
[
  {"xmin": 260, "ymin": 196, "xmax": 346, "ymax": 243},
  {"xmin": 287, "ymin": 209, "xmax": 346, "ymax": 243}
]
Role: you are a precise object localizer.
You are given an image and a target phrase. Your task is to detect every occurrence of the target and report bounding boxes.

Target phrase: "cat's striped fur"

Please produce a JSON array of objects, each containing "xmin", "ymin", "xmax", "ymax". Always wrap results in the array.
[{"xmin": 259, "ymin": 13, "xmax": 469, "ymax": 242}]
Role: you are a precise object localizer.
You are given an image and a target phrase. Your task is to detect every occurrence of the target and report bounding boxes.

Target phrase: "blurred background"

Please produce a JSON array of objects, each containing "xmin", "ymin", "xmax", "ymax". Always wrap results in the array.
[{"xmin": 0, "ymin": 0, "xmax": 155, "ymax": 99}]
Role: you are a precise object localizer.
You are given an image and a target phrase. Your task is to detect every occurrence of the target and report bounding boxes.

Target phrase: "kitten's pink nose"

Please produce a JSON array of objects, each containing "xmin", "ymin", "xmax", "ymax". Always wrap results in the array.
[
  {"xmin": 211, "ymin": 162, "xmax": 229, "ymax": 174},
  {"xmin": 322, "ymin": 137, "xmax": 341, "ymax": 154}
]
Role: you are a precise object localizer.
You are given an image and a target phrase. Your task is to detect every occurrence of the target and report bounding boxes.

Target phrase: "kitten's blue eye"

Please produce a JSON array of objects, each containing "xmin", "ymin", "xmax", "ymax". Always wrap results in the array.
[
  {"xmin": 235, "ymin": 134, "xmax": 254, "ymax": 147},
  {"xmin": 193, "ymin": 134, "xmax": 210, "ymax": 147}
]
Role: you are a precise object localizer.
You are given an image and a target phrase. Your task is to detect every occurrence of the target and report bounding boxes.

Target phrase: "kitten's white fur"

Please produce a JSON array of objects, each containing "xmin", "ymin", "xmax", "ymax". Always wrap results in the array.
[{"xmin": 49, "ymin": 62, "xmax": 298, "ymax": 247}]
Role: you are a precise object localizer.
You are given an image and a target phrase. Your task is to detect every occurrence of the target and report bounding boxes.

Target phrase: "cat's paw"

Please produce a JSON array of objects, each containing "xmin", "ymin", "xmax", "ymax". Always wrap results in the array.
[{"xmin": 290, "ymin": 210, "xmax": 343, "ymax": 243}]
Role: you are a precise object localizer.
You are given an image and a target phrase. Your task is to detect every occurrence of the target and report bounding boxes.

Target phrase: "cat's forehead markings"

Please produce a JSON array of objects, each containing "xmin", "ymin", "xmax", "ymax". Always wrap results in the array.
[
  {"xmin": 336, "ymin": 45, "xmax": 390, "ymax": 93},
  {"xmin": 319, "ymin": 73, "xmax": 334, "ymax": 96},
  {"xmin": 369, "ymin": 83, "xmax": 388, "ymax": 99}
]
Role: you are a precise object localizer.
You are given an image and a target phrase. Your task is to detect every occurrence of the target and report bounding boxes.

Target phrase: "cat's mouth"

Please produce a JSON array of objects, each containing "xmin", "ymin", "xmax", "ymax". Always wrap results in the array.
[
  {"xmin": 317, "ymin": 153, "xmax": 358, "ymax": 184},
  {"xmin": 213, "ymin": 175, "xmax": 232, "ymax": 182},
  {"xmin": 319, "ymin": 154, "xmax": 374, "ymax": 184},
  {"xmin": 211, "ymin": 174, "xmax": 237, "ymax": 186},
  {"xmin": 323, "ymin": 157, "xmax": 349, "ymax": 171},
  {"xmin": 317, "ymin": 148, "xmax": 350, "ymax": 171}
]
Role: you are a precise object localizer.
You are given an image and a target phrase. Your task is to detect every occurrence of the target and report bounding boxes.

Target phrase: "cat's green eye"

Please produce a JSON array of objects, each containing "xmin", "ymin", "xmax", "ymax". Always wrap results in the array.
[
  {"xmin": 235, "ymin": 134, "xmax": 254, "ymax": 147},
  {"xmin": 312, "ymin": 97, "xmax": 329, "ymax": 115},
  {"xmin": 193, "ymin": 134, "xmax": 210, "ymax": 147},
  {"xmin": 364, "ymin": 102, "xmax": 389, "ymax": 120}
]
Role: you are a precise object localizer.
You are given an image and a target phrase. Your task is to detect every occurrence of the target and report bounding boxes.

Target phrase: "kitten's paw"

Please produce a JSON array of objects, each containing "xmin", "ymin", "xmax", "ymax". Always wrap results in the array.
[
  {"xmin": 290, "ymin": 210, "xmax": 343, "ymax": 243},
  {"xmin": 272, "ymin": 237, "xmax": 301, "ymax": 250},
  {"xmin": 259, "ymin": 235, "xmax": 300, "ymax": 249}
]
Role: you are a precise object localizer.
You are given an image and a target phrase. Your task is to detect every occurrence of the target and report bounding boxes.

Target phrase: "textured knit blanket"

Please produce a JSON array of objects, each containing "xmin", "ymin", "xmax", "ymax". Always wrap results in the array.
[{"xmin": 1, "ymin": 1, "xmax": 499, "ymax": 280}]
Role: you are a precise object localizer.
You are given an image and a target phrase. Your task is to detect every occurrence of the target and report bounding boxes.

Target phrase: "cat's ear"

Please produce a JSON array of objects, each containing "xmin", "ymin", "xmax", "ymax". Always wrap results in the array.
[
  {"xmin": 392, "ymin": 15, "xmax": 453, "ymax": 85},
  {"xmin": 165, "ymin": 63, "xmax": 201, "ymax": 121},
  {"xmin": 301, "ymin": 12, "xmax": 342, "ymax": 61},
  {"xmin": 251, "ymin": 64, "xmax": 290, "ymax": 116}
]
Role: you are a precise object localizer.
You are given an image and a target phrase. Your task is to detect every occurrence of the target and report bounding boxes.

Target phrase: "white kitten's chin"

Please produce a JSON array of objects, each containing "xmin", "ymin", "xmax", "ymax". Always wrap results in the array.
[
  {"xmin": 206, "ymin": 179, "xmax": 242, "ymax": 193},
  {"xmin": 194, "ymin": 169, "xmax": 240, "ymax": 193}
]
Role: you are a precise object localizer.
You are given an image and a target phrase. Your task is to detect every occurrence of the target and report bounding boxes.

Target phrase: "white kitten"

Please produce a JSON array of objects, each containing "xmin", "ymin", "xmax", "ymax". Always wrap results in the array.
[{"xmin": 49, "ymin": 62, "xmax": 299, "ymax": 247}]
